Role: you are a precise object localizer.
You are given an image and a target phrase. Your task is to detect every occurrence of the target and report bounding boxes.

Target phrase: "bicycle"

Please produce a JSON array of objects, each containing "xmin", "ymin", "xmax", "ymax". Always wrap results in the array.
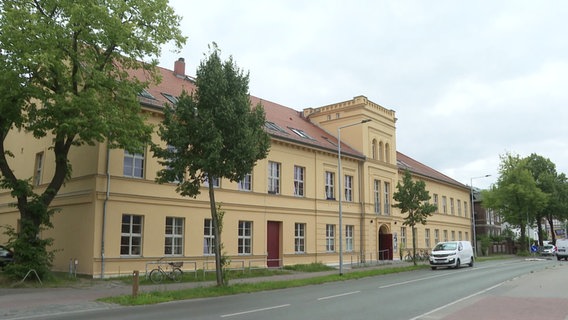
[{"xmin": 149, "ymin": 258, "xmax": 184, "ymax": 283}]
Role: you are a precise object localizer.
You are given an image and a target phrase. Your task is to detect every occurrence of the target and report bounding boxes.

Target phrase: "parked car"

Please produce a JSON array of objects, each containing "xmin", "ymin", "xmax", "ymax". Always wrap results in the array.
[
  {"xmin": 429, "ymin": 241, "xmax": 474, "ymax": 270},
  {"xmin": 541, "ymin": 244, "xmax": 557, "ymax": 256},
  {"xmin": 556, "ymin": 239, "xmax": 568, "ymax": 261},
  {"xmin": 0, "ymin": 245, "xmax": 14, "ymax": 269}
]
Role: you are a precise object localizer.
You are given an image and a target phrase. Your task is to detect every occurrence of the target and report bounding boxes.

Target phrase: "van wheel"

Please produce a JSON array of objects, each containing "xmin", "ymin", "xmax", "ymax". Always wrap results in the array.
[
  {"xmin": 469, "ymin": 257, "xmax": 474, "ymax": 267},
  {"xmin": 455, "ymin": 259, "xmax": 461, "ymax": 269},
  {"xmin": 431, "ymin": 266, "xmax": 437, "ymax": 270},
  {"xmin": 558, "ymin": 255, "xmax": 562, "ymax": 261}
]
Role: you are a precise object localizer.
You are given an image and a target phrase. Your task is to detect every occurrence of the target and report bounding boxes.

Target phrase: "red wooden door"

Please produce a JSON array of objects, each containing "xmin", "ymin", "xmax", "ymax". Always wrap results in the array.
[
  {"xmin": 379, "ymin": 233, "xmax": 393, "ymax": 260},
  {"xmin": 267, "ymin": 221, "xmax": 281, "ymax": 267}
]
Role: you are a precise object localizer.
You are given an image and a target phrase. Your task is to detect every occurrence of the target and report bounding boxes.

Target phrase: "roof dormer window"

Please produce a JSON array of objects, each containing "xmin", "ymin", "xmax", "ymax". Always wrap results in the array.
[{"xmin": 289, "ymin": 127, "xmax": 313, "ymax": 140}]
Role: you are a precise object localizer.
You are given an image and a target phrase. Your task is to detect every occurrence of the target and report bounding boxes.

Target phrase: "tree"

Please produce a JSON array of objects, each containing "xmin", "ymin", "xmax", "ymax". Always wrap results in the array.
[
  {"xmin": 152, "ymin": 43, "xmax": 271, "ymax": 286},
  {"xmin": 392, "ymin": 170, "xmax": 437, "ymax": 265},
  {"xmin": 0, "ymin": 0, "xmax": 185, "ymax": 278},
  {"xmin": 482, "ymin": 154, "xmax": 547, "ymax": 253},
  {"xmin": 524, "ymin": 154, "xmax": 560, "ymax": 245}
]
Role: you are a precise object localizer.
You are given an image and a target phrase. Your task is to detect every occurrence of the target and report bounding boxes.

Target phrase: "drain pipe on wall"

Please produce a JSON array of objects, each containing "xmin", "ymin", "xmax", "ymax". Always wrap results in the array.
[
  {"xmin": 101, "ymin": 141, "xmax": 111, "ymax": 279},
  {"xmin": 358, "ymin": 161, "xmax": 366, "ymax": 263}
]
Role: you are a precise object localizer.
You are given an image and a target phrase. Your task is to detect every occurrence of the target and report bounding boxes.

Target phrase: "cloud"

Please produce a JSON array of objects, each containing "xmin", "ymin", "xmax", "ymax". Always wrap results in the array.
[{"xmin": 162, "ymin": 0, "xmax": 568, "ymax": 188}]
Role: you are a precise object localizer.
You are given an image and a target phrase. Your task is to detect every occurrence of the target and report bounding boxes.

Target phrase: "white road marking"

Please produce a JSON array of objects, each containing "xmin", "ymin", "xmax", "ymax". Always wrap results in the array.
[
  {"xmin": 408, "ymin": 282, "xmax": 505, "ymax": 320},
  {"xmin": 379, "ymin": 273, "xmax": 449, "ymax": 288},
  {"xmin": 220, "ymin": 304, "xmax": 290, "ymax": 318},
  {"xmin": 318, "ymin": 291, "xmax": 360, "ymax": 301}
]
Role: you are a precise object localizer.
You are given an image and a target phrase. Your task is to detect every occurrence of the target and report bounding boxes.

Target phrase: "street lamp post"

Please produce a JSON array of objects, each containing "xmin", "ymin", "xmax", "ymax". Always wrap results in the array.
[
  {"xmin": 338, "ymin": 119, "xmax": 371, "ymax": 276},
  {"xmin": 470, "ymin": 174, "xmax": 491, "ymax": 257}
]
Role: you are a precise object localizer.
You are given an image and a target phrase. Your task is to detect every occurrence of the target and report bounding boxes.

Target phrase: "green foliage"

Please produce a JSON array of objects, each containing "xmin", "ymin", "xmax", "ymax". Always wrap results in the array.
[
  {"xmin": 482, "ymin": 153, "xmax": 549, "ymax": 252},
  {"xmin": 283, "ymin": 263, "xmax": 335, "ymax": 272},
  {"xmin": 3, "ymin": 224, "xmax": 56, "ymax": 280},
  {"xmin": 0, "ymin": 0, "xmax": 185, "ymax": 278},
  {"xmin": 153, "ymin": 43, "xmax": 270, "ymax": 196},
  {"xmin": 478, "ymin": 235, "xmax": 492, "ymax": 256},
  {"xmin": 392, "ymin": 170, "xmax": 437, "ymax": 265}
]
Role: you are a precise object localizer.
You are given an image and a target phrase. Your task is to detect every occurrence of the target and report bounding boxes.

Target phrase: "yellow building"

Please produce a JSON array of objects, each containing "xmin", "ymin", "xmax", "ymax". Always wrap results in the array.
[{"xmin": 0, "ymin": 59, "xmax": 470, "ymax": 278}]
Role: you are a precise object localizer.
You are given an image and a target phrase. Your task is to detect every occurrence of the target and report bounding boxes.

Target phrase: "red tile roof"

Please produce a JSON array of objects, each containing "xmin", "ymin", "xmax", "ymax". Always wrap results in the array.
[
  {"xmin": 133, "ymin": 61, "xmax": 465, "ymax": 186},
  {"xmin": 396, "ymin": 151, "xmax": 467, "ymax": 189}
]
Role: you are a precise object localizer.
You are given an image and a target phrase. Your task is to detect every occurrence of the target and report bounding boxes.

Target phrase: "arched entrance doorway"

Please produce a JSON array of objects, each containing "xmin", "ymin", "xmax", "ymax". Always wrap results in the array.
[{"xmin": 378, "ymin": 225, "xmax": 393, "ymax": 260}]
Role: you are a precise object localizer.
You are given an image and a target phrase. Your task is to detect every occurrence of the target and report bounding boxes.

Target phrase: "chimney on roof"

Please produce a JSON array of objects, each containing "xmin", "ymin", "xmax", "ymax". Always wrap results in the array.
[{"xmin": 174, "ymin": 57, "xmax": 185, "ymax": 78}]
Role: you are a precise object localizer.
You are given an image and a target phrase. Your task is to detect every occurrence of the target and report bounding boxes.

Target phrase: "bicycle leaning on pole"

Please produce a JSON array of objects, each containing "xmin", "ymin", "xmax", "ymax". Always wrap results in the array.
[{"xmin": 149, "ymin": 257, "xmax": 184, "ymax": 283}]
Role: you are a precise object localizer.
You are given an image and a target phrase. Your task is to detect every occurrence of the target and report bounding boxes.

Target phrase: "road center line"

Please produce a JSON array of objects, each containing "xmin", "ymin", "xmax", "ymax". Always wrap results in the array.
[
  {"xmin": 220, "ymin": 304, "xmax": 290, "ymax": 318},
  {"xmin": 318, "ymin": 291, "xmax": 360, "ymax": 301}
]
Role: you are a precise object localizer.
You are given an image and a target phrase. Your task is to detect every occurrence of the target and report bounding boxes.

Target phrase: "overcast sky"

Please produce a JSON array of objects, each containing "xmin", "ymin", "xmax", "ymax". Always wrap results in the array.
[{"xmin": 158, "ymin": 1, "xmax": 568, "ymax": 189}]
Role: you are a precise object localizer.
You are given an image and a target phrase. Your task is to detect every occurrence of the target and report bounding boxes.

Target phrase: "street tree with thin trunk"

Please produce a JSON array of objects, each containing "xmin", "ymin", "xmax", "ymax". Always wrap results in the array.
[
  {"xmin": 392, "ymin": 170, "xmax": 437, "ymax": 265},
  {"xmin": 152, "ymin": 43, "xmax": 271, "ymax": 286},
  {"xmin": 0, "ymin": 0, "xmax": 185, "ymax": 278}
]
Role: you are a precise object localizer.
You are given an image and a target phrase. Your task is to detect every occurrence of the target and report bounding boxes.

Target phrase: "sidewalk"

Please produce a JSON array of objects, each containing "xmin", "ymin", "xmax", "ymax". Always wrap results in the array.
[{"xmin": 0, "ymin": 261, "xmax": 411, "ymax": 319}]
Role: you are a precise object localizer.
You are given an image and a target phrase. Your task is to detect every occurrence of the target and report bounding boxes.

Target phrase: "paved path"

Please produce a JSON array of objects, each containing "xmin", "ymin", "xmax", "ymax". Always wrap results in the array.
[{"xmin": 0, "ymin": 267, "xmax": 353, "ymax": 319}]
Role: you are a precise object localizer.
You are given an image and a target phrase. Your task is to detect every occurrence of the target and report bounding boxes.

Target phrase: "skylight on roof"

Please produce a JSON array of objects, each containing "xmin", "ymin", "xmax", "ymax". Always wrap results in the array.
[
  {"xmin": 289, "ymin": 127, "xmax": 313, "ymax": 140},
  {"xmin": 265, "ymin": 121, "xmax": 288, "ymax": 134},
  {"xmin": 139, "ymin": 89, "xmax": 156, "ymax": 100},
  {"xmin": 161, "ymin": 93, "xmax": 178, "ymax": 104}
]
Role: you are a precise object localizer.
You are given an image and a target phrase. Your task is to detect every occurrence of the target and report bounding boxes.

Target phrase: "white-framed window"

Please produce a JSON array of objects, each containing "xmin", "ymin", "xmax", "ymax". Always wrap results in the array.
[
  {"xmin": 443, "ymin": 230, "xmax": 448, "ymax": 242},
  {"xmin": 326, "ymin": 224, "xmax": 335, "ymax": 252},
  {"xmin": 238, "ymin": 221, "xmax": 252, "ymax": 255},
  {"xmin": 433, "ymin": 194, "xmax": 439, "ymax": 212},
  {"xmin": 295, "ymin": 223, "xmax": 306, "ymax": 253},
  {"xmin": 374, "ymin": 179, "xmax": 381, "ymax": 214},
  {"xmin": 123, "ymin": 150, "xmax": 145, "ymax": 178},
  {"xmin": 383, "ymin": 182, "xmax": 390, "ymax": 215},
  {"xmin": 165, "ymin": 217, "xmax": 184, "ymax": 255},
  {"xmin": 121, "ymin": 214, "xmax": 143, "ymax": 256},
  {"xmin": 203, "ymin": 219, "xmax": 216, "ymax": 255},
  {"xmin": 442, "ymin": 196, "xmax": 447, "ymax": 214},
  {"xmin": 204, "ymin": 175, "xmax": 220, "ymax": 188},
  {"xmin": 400, "ymin": 227, "xmax": 407, "ymax": 248},
  {"xmin": 425, "ymin": 228, "xmax": 431, "ymax": 249},
  {"xmin": 458, "ymin": 231, "xmax": 462, "ymax": 241},
  {"xmin": 345, "ymin": 225, "xmax": 354, "ymax": 252},
  {"xmin": 325, "ymin": 171, "xmax": 335, "ymax": 200},
  {"xmin": 450, "ymin": 198, "xmax": 455, "ymax": 215},
  {"xmin": 238, "ymin": 173, "xmax": 252, "ymax": 191},
  {"xmin": 451, "ymin": 231, "xmax": 456, "ymax": 241},
  {"xmin": 268, "ymin": 161, "xmax": 280, "ymax": 194},
  {"xmin": 294, "ymin": 166, "xmax": 305, "ymax": 197},
  {"xmin": 344, "ymin": 175, "xmax": 353, "ymax": 202},
  {"xmin": 457, "ymin": 200, "xmax": 462, "ymax": 216},
  {"xmin": 464, "ymin": 201, "xmax": 468, "ymax": 218},
  {"xmin": 435, "ymin": 229, "xmax": 440, "ymax": 244},
  {"xmin": 33, "ymin": 152, "xmax": 44, "ymax": 186}
]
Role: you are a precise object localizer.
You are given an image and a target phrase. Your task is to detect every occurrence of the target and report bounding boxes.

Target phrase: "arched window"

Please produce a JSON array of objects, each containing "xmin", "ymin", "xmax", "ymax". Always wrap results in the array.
[
  {"xmin": 385, "ymin": 143, "xmax": 391, "ymax": 163},
  {"xmin": 379, "ymin": 141, "xmax": 384, "ymax": 161},
  {"xmin": 371, "ymin": 139, "xmax": 377, "ymax": 159}
]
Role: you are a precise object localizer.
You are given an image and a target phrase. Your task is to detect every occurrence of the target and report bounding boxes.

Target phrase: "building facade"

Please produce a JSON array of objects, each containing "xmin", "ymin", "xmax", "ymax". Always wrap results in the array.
[{"xmin": 0, "ymin": 59, "xmax": 471, "ymax": 278}]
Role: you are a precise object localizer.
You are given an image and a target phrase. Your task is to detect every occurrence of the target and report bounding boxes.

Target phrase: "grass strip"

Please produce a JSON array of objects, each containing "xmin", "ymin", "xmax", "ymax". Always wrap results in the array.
[{"xmin": 100, "ymin": 264, "xmax": 427, "ymax": 306}]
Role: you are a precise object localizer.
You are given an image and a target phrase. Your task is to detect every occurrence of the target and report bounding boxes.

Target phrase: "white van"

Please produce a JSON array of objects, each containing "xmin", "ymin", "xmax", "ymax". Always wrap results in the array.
[
  {"xmin": 556, "ymin": 239, "xmax": 568, "ymax": 260},
  {"xmin": 429, "ymin": 241, "xmax": 474, "ymax": 270}
]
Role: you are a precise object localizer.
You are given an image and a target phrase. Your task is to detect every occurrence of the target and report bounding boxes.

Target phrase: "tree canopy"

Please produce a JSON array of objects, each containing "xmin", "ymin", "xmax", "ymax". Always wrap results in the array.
[
  {"xmin": 0, "ymin": 0, "xmax": 185, "ymax": 278},
  {"xmin": 482, "ymin": 153, "xmax": 548, "ymax": 252},
  {"xmin": 392, "ymin": 170, "xmax": 437, "ymax": 265},
  {"xmin": 153, "ymin": 43, "xmax": 271, "ymax": 286}
]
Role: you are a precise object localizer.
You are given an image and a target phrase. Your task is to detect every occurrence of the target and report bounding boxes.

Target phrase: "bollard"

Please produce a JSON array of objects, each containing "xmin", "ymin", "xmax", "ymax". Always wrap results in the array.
[{"xmin": 132, "ymin": 270, "xmax": 139, "ymax": 298}]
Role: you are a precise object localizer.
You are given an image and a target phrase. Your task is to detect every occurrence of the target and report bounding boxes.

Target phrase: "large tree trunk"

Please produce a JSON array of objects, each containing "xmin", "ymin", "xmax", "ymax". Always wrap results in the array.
[{"xmin": 208, "ymin": 184, "xmax": 224, "ymax": 286}]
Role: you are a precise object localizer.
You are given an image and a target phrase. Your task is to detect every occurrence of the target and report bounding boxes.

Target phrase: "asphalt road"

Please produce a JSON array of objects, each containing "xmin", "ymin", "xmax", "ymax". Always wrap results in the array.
[{"xmin": 2, "ymin": 258, "xmax": 566, "ymax": 320}]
